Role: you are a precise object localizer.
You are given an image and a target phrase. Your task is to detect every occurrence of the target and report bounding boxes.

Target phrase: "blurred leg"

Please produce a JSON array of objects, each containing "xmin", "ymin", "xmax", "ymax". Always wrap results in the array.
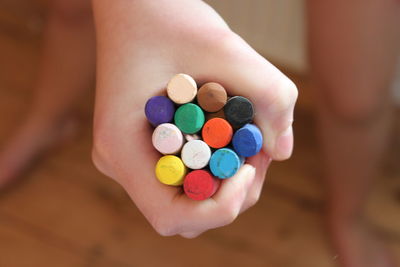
[
  {"xmin": 0, "ymin": 0, "xmax": 95, "ymax": 188},
  {"xmin": 307, "ymin": 0, "xmax": 400, "ymax": 266}
]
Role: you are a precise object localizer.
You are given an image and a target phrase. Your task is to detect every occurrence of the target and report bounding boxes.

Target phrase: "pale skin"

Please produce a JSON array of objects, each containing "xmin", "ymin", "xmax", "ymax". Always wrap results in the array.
[
  {"xmin": 91, "ymin": 0, "xmax": 294, "ymax": 238},
  {"xmin": 0, "ymin": 0, "xmax": 398, "ymax": 266},
  {"xmin": 0, "ymin": 0, "xmax": 95, "ymax": 187},
  {"xmin": 308, "ymin": 0, "xmax": 399, "ymax": 266}
]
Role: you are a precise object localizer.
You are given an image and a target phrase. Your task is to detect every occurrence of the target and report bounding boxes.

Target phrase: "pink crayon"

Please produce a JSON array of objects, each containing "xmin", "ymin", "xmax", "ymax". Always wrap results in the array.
[{"xmin": 152, "ymin": 123, "xmax": 184, "ymax": 155}]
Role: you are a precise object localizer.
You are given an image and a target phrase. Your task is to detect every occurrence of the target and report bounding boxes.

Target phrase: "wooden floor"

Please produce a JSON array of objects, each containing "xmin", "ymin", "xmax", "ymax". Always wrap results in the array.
[{"xmin": 0, "ymin": 4, "xmax": 400, "ymax": 267}]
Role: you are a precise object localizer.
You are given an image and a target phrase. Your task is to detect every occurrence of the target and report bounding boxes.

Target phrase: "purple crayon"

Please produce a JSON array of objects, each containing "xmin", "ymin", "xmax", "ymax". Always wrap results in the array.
[{"xmin": 145, "ymin": 96, "xmax": 175, "ymax": 127}]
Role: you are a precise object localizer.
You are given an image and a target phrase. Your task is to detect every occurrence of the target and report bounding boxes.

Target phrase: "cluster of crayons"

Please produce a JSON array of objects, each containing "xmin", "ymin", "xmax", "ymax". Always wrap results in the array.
[{"xmin": 145, "ymin": 74, "xmax": 263, "ymax": 201}]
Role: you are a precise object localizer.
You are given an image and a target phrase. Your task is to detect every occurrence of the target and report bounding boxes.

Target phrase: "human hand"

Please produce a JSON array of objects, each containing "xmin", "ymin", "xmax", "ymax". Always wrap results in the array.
[{"xmin": 91, "ymin": 0, "xmax": 297, "ymax": 238}]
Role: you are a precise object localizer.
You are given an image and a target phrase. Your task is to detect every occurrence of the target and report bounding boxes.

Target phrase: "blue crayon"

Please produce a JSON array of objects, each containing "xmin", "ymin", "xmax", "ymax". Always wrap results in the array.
[
  {"xmin": 232, "ymin": 124, "xmax": 263, "ymax": 157},
  {"xmin": 209, "ymin": 148, "xmax": 243, "ymax": 179},
  {"xmin": 145, "ymin": 96, "xmax": 175, "ymax": 127}
]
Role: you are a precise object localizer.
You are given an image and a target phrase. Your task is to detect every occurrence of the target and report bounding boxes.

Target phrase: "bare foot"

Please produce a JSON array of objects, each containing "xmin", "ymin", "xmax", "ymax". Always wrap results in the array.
[
  {"xmin": 329, "ymin": 217, "xmax": 396, "ymax": 267},
  {"xmin": 0, "ymin": 116, "xmax": 78, "ymax": 189}
]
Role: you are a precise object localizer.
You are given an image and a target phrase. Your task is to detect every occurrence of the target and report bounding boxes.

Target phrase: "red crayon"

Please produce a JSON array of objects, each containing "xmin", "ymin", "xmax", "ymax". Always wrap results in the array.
[{"xmin": 183, "ymin": 170, "xmax": 220, "ymax": 201}]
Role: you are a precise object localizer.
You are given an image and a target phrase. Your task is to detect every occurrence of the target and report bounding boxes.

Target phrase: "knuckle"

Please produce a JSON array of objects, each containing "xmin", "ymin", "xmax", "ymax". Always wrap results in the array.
[
  {"xmin": 153, "ymin": 224, "xmax": 175, "ymax": 237},
  {"xmin": 218, "ymin": 203, "xmax": 240, "ymax": 226},
  {"xmin": 150, "ymin": 216, "xmax": 177, "ymax": 237},
  {"xmin": 92, "ymin": 128, "xmax": 116, "ymax": 177},
  {"xmin": 93, "ymin": 125, "xmax": 113, "ymax": 159},
  {"xmin": 272, "ymin": 77, "xmax": 298, "ymax": 112},
  {"xmin": 180, "ymin": 232, "xmax": 201, "ymax": 239},
  {"xmin": 247, "ymin": 192, "xmax": 261, "ymax": 208},
  {"xmin": 91, "ymin": 148, "xmax": 110, "ymax": 177},
  {"xmin": 214, "ymin": 31, "xmax": 244, "ymax": 55},
  {"xmin": 193, "ymin": 29, "xmax": 240, "ymax": 63},
  {"xmin": 286, "ymin": 78, "xmax": 299, "ymax": 104}
]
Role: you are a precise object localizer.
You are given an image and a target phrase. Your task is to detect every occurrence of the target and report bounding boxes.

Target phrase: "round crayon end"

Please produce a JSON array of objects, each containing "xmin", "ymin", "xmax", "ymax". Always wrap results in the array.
[
  {"xmin": 209, "ymin": 148, "xmax": 242, "ymax": 179},
  {"xmin": 155, "ymin": 155, "xmax": 187, "ymax": 186},
  {"xmin": 184, "ymin": 170, "xmax": 220, "ymax": 201},
  {"xmin": 202, "ymin": 118, "xmax": 233, "ymax": 149},
  {"xmin": 174, "ymin": 103, "xmax": 205, "ymax": 134},
  {"xmin": 232, "ymin": 124, "xmax": 263, "ymax": 157},
  {"xmin": 224, "ymin": 96, "xmax": 254, "ymax": 129},
  {"xmin": 167, "ymin": 73, "xmax": 197, "ymax": 104},
  {"xmin": 181, "ymin": 140, "xmax": 211, "ymax": 170},
  {"xmin": 197, "ymin": 82, "xmax": 227, "ymax": 112},
  {"xmin": 152, "ymin": 123, "xmax": 184, "ymax": 155},
  {"xmin": 145, "ymin": 96, "xmax": 175, "ymax": 127}
]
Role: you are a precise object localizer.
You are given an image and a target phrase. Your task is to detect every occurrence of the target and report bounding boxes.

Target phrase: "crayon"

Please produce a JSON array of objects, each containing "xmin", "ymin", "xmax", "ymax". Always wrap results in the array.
[
  {"xmin": 167, "ymin": 73, "xmax": 198, "ymax": 104},
  {"xmin": 155, "ymin": 155, "xmax": 187, "ymax": 186},
  {"xmin": 181, "ymin": 140, "xmax": 211, "ymax": 169},
  {"xmin": 184, "ymin": 170, "xmax": 220, "ymax": 201},
  {"xmin": 202, "ymin": 118, "xmax": 233, "ymax": 149},
  {"xmin": 224, "ymin": 96, "xmax": 255, "ymax": 129},
  {"xmin": 145, "ymin": 96, "xmax": 175, "ymax": 127},
  {"xmin": 197, "ymin": 82, "xmax": 227, "ymax": 112},
  {"xmin": 232, "ymin": 124, "xmax": 263, "ymax": 157},
  {"xmin": 174, "ymin": 103, "xmax": 205, "ymax": 134},
  {"xmin": 152, "ymin": 123, "xmax": 184, "ymax": 155},
  {"xmin": 209, "ymin": 148, "xmax": 243, "ymax": 179}
]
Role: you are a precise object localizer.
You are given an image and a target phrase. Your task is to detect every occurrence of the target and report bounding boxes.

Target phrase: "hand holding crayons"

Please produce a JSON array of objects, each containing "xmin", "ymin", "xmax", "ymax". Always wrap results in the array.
[{"xmin": 145, "ymin": 74, "xmax": 263, "ymax": 201}]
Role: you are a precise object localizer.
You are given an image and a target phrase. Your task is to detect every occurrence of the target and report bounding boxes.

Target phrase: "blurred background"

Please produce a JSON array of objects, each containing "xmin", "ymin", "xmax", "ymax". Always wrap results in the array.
[{"xmin": 0, "ymin": 0, "xmax": 399, "ymax": 266}]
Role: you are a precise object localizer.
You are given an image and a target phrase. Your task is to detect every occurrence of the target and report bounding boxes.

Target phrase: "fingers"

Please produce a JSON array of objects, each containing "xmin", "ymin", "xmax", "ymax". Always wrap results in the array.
[
  {"xmin": 211, "ymin": 164, "xmax": 256, "ymax": 206},
  {"xmin": 177, "ymin": 152, "xmax": 270, "ymax": 238},
  {"xmin": 180, "ymin": 231, "xmax": 203, "ymax": 239},
  {"xmin": 92, "ymin": 93, "xmax": 266, "ymax": 238},
  {"xmin": 178, "ymin": 152, "xmax": 270, "ymax": 238},
  {"xmin": 232, "ymin": 60, "xmax": 297, "ymax": 161},
  {"xmin": 92, "ymin": 33, "xmax": 286, "ymax": 238},
  {"xmin": 94, "ymin": 129, "xmax": 267, "ymax": 238},
  {"xmin": 169, "ymin": 37, "xmax": 292, "ymax": 237},
  {"xmin": 146, "ymin": 164, "xmax": 256, "ymax": 236},
  {"xmin": 194, "ymin": 34, "xmax": 298, "ymax": 160},
  {"xmin": 180, "ymin": 164, "xmax": 255, "ymax": 232},
  {"xmin": 239, "ymin": 150, "xmax": 271, "ymax": 213}
]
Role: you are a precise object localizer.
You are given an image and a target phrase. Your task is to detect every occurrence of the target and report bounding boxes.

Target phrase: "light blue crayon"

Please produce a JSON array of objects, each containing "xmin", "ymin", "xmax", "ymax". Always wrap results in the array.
[{"xmin": 209, "ymin": 148, "xmax": 243, "ymax": 179}]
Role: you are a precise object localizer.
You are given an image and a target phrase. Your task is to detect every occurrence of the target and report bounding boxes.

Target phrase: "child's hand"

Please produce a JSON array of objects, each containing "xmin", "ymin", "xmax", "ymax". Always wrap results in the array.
[{"xmin": 91, "ymin": 0, "xmax": 297, "ymax": 238}]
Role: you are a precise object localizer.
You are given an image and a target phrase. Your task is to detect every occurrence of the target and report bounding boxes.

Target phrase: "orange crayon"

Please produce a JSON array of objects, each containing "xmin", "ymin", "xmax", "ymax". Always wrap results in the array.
[{"xmin": 202, "ymin": 118, "xmax": 233, "ymax": 149}]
